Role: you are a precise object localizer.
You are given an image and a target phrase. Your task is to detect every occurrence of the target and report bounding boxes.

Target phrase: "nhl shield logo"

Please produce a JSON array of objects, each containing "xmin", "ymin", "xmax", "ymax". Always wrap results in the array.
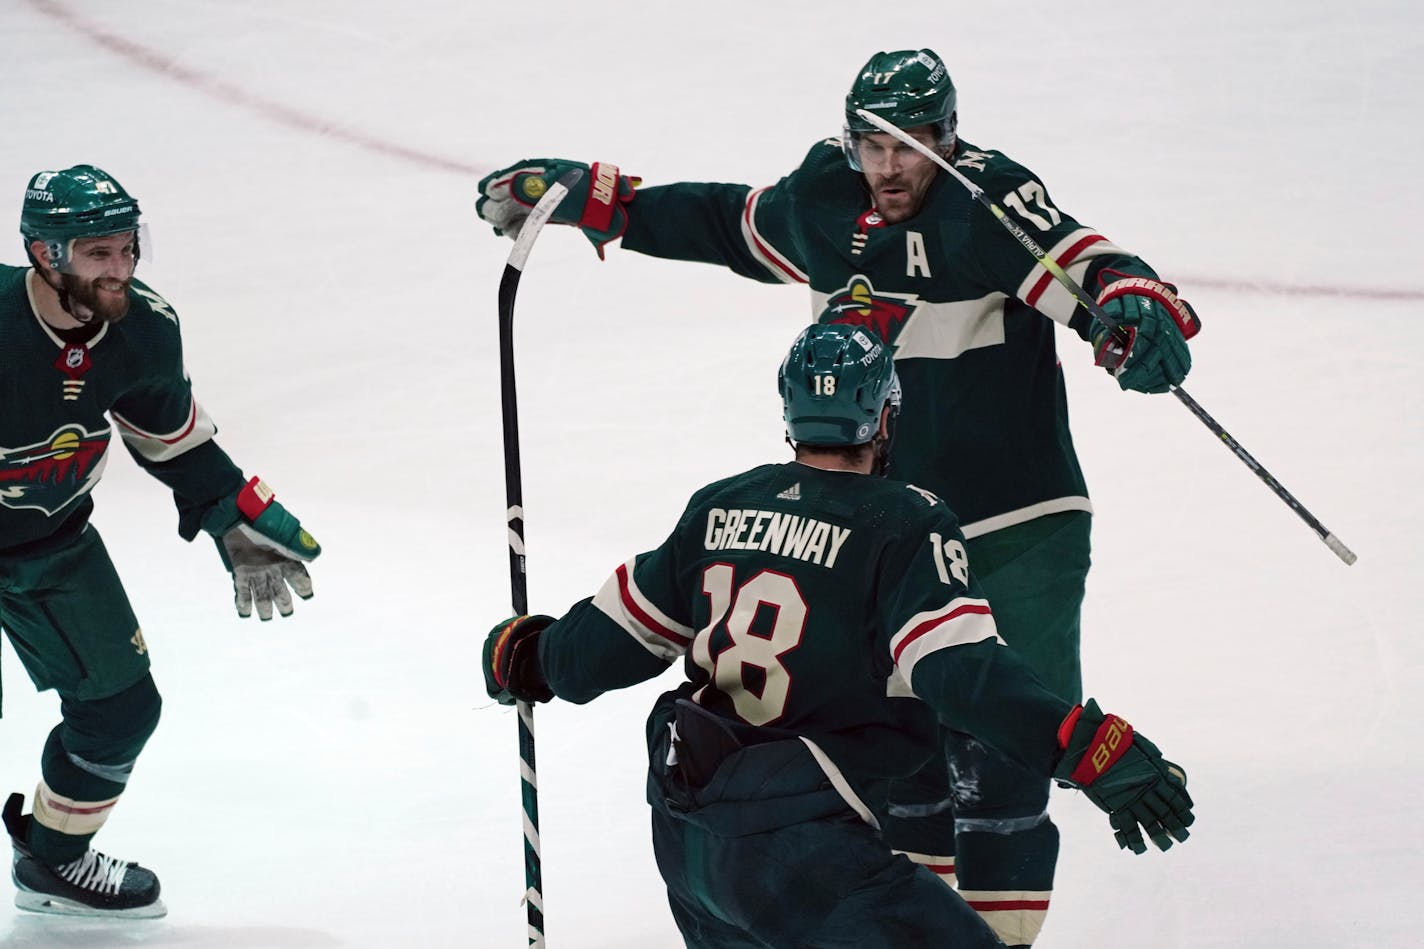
[
  {"xmin": 820, "ymin": 276, "xmax": 919, "ymax": 344},
  {"xmin": 0, "ymin": 424, "xmax": 112, "ymax": 516}
]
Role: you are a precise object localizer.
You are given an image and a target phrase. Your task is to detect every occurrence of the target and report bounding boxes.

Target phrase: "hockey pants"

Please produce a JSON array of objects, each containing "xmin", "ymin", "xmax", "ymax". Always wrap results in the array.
[
  {"xmin": 0, "ymin": 527, "xmax": 162, "ymax": 863},
  {"xmin": 646, "ymin": 693, "xmax": 1002, "ymax": 948}
]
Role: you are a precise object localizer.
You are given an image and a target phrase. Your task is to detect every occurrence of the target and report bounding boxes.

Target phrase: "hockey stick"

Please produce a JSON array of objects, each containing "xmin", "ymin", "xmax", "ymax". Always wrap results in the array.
[
  {"xmin": 498, "ymin": 166, "xmax": 584, "ymax": 949},
  {"xmin": 854, "ymin": 109, "xmax": 1357, "ymax": 566}
]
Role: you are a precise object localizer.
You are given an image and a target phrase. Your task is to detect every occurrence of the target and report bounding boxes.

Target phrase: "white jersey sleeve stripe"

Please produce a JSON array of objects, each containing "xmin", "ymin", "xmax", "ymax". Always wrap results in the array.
[
  {"xmin": 591, "ymin": 559, "xmax": 693, "ymax": 660},
  {"xmin": 890, "ymin": 597, "xmax": 1002, "ymax": 686},
  {"xmin": 1015, "ymin": 228, "xmax": 1130, "ymax": 325},
  {"xmin": 112, "ymin": 399, "xmax": 218, "ymax": 463},
  {"xmin": 740, "ymin": 187, "xmax": 809, "ymax": 285}
]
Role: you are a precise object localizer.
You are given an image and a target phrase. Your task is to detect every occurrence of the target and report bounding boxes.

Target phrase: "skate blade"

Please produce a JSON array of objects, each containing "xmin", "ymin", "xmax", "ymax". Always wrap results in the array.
[{"xmin": 14, "ymin": 889, "xmax": 167, "ymax": 919}]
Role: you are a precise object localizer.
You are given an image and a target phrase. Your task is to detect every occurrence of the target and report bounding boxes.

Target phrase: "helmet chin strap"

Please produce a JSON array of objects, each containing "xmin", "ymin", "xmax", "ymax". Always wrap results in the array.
[
  {"xmin": 28, "ymin": 239, "xmax": 109, "ymax": 322},
  {"xmin": 872, "ymin": 436, "xmax": 892, "ymax": 476},
  {"xmin": 33, "ymin": 263, "xmax": 82, "ymax": 319},
  {"xmin": 872, "ymin": 409, "xmax": 899, "ymax": 477}
]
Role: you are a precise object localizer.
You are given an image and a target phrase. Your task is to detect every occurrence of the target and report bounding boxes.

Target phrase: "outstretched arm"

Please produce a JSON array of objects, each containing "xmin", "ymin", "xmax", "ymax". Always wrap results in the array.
[
  {"xmin": 476, "ymin": 148, "xmax": 821, "ymax": 284},
  {"xmin": 880, "ymin": 493, "xmax": 1194, "ymax": 853},
  {"xmin": 484, "ymin": 540, "xmax": 693, "ymax": 706},
  {"xmin": 114, "ymin": 354, "xmax": 319, "ymax": 620}
]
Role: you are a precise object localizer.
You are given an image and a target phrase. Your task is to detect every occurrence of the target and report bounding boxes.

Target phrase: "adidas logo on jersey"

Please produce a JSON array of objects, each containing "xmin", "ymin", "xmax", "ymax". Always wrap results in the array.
[{"xmin": 776, "ymin": 483, "xmax": 801, "ymax": 501}]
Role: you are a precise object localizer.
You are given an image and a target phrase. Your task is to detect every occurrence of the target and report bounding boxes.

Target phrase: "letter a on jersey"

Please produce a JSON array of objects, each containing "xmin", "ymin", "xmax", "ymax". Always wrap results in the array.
[{"xmin": 905, "ymin": 232, "xmax": 932, "ymax": 278}]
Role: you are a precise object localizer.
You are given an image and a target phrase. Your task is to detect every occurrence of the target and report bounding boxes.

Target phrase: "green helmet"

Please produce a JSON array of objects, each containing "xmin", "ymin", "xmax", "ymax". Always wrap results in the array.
[
  {"xmin": 842, "ymin": 49, "xmax": 957, "ymax": 171},
  {"xmin": 20, "ymin": 165, "xmax": 142, "ymax": 270},
  {"xmin": 779, "ymin": 322, "xmax": 901, "ymax": 448}
]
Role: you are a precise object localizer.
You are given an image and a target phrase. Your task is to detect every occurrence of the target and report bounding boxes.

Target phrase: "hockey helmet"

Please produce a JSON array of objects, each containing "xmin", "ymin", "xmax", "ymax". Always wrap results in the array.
[
  {"xmin": 779, "ymin": 322, "xmax": 900, "ymax": 448},
  {"xmin": 842, "ymin": 49, "xmax": 957, "ymax": 171},
  {"xmin": 20, "ymin": 165, "xmax": 143, "ymax": 272}
]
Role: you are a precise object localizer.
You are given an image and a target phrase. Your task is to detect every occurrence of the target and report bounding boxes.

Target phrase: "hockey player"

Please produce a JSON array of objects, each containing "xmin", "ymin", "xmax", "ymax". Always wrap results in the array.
[
  {"xmin": 0, "ymin": 165, "xmax": 321, "ymax": 917},
  {"xmin": 483, "ymin": 323, "xmax": 1193, "ymax": 949},
  {"xmin": 476, "ymin": 48, "xmax": 1201, "ymax": 945}
]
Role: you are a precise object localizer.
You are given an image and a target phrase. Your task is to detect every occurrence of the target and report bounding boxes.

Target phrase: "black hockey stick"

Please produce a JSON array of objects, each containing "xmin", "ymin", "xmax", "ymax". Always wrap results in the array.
[
  {"xmin": 497, "ymin": 166, "xmax": 583, "ymax": 948},
  {"xmin": 855, "ymin": 109, "xmax": 1357, "ymax": 566}
]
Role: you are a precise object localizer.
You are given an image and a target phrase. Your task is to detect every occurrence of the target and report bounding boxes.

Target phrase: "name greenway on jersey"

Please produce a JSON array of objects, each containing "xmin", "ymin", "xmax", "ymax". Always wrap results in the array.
[{"xmin": 704, "ymin": 507, "xmax": 853, "ymax": 569}]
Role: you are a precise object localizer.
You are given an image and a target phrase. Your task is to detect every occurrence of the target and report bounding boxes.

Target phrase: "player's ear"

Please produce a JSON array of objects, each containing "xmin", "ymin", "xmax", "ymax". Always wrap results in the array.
[{"xmin": 28, "ymin": 239, "xmax": 54, "ymax": 271}]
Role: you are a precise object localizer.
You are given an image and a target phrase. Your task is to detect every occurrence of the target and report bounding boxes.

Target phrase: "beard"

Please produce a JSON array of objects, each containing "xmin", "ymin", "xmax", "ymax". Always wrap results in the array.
[{"xmin": 60, "ymin": 271, "xmax": 131, "ymax": 324}]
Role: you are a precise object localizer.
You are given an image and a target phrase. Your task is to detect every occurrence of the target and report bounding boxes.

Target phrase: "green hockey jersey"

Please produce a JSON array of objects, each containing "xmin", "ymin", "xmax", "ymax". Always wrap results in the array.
[
  {"xmin": 539, "ymin": 462, "xmax": 1071, "ymax": 819},
  {"xmin": 0, "ymin": 264, "xmax": 244, "ymax": 554},
  {"xmin": 621, "ymin": 138, "xmax": 1161, "ymax": 535}
]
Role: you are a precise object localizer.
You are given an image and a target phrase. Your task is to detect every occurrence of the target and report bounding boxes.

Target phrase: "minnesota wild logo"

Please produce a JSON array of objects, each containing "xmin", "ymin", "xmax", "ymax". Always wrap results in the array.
[
  {"xmin": 0, "ymin": 423, "xmax": 111, "ymax": 516},
  {"xmin": 820, "ymin": 276, "xmax": 920, "ymax": 343}
]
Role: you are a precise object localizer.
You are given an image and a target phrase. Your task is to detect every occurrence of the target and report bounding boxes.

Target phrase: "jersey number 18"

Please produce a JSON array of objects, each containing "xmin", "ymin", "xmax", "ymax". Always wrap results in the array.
[{"xmin": 692, "ymin": 564, "xmax": 808, "ymax": 726}]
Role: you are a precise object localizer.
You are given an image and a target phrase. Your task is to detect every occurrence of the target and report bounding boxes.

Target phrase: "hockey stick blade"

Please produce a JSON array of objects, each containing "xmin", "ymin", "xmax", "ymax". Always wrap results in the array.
[
  {"xmin": 853, "ymin": 110, "xmax": 1356, "ymax": 565},
  {"xmin": 506, "ymin": 167, "xmax": 584, "ymax": 273}
]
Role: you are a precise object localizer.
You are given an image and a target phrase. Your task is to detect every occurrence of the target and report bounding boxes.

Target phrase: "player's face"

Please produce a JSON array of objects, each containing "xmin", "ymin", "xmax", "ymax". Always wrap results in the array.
[
  {"xmin": 857, "ymin": 126, "xmax": 941, "ymax": 223},
  {"xmin": 57, "ymin": 232, "xmax": 137, "ymax": 324}
]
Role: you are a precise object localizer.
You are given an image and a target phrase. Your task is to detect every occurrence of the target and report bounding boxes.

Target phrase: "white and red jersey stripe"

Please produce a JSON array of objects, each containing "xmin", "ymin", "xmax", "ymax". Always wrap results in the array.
[
  {"xmin": 591, "ymin": 557, "xmax": 694, "ymax": 661},
  {"xmin": 113, "ymin": 397, "xmax": 217, "ymax": 463},
  {"xmin": 1014, "ymin": 226, "xmax": 1129, "ymax": 324},
  {"xmin": 889, "ymin": 596, "xmax": 1001, "ymax": 690},
  {"xmin": 740, "ymin": 187, "xmax": 809, "ymax": 285}
]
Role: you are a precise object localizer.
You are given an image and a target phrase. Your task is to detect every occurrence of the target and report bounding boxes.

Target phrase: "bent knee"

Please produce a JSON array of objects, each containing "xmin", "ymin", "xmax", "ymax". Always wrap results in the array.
[{"xmin": 61, "ymin": 673, "xmax": 162, "ymax": 766}]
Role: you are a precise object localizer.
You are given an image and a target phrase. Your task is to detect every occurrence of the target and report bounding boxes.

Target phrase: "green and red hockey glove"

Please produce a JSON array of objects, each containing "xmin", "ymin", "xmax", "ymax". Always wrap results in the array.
[
  {"xmin": 476, "ymin": 158, "xmax": 639, "ymax": 259},
  {"xmin": 483, "ymin": 614, "xmax": 556, "ymax": 705},
  {"xmin": 1090, "ymin": 270, "xmax": 1201, "ymax": 394},
  {"xmin": 202, "ymin": 477, "xmax": 321, "ymax": 621},
  {"xmin": 1053, "ymin": 698, "xmax": 1194, "ymax": 854}
]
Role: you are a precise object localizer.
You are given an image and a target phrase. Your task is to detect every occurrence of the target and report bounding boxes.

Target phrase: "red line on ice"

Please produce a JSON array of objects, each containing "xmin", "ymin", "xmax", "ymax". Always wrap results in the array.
[
  {"xmin": 29, "ymin": 0, "xmax": 485, "ymax": 178},
  {"xmin": 29, "ymin": 1, "xmax": 1424, "ymax": 305}
]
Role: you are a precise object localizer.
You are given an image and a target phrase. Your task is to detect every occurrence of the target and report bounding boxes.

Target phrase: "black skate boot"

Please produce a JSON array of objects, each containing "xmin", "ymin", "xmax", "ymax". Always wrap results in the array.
[{"xmin": 3, "ymin": 792, "xmax": 165, "ymax": 918}]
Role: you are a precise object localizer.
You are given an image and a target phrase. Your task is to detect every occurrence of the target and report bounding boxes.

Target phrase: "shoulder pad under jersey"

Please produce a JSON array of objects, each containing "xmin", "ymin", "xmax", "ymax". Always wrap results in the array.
[{"xmin": 948, "ymin": 139, "xmax": 1041, "ymax": 193}]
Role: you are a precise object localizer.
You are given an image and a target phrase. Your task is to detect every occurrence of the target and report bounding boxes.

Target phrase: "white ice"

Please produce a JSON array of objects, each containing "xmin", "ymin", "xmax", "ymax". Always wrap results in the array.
[{"xmin": 0, "ymin": 1, "xmax": 1420, "ymax": 946}]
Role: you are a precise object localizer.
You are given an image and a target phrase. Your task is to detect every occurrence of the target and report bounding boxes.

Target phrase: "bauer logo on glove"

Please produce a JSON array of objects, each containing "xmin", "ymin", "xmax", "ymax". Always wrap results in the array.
[{"xmin": 476, "ymin": 158, "xmax": 640, "ymax": 259}]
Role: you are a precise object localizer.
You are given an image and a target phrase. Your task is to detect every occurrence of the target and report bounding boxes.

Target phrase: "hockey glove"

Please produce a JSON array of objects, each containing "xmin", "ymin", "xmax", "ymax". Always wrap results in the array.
[
  {"xmin": 202, "ymin": 477, "xmax": 321, "ymax": 621},
  {"xmin": 476, "ymin": 159, "xmax": 639, "ymax": 259},
  {"xmin": 1090, "ymin": 270, "xmax": 1201, "ymax": 394},
  {"xmin": 1053, "ymin": 699, "xmax": 1194, "ymax": 854},
  {"xmin": 483, "ymin": 614, "xmax": 556, "ymax": 705}
]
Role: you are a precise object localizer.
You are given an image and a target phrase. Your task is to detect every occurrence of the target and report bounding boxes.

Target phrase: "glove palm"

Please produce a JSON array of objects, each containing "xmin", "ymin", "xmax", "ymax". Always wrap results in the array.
[{"xmin": 204, "ymin": 477, "xmax": 320, "ymax": 621}]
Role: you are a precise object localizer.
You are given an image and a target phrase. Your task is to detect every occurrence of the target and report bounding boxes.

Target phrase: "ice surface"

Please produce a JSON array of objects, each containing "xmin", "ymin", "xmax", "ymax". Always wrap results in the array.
[{"xmin": 0, "ymin": 1, "xmax": 1419, "ymax": 945}]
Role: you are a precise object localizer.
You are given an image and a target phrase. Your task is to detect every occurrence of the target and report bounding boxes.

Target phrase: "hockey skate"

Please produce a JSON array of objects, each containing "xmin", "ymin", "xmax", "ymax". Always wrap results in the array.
[{"xmin": 3, "ymin": 792, "xmax": 165, "ymax": 918}]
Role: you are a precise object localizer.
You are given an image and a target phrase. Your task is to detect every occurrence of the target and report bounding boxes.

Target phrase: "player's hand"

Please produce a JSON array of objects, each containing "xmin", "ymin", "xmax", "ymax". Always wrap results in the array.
[
  {"xmin": 483, "ymin": 615, "xmax": 556, "ymax": 705},
  {"xmin": 204, "ymin": 477, "xmax": 320, "ymax": 620},
  {"xmin": 1053, "ymin": 699, "xmax": 1194, "ymax": 854},
  {"xmin": 476, "ymin": 158, "xmax": 639, "ymax": 258},
  {"xmin": 1090, "ymin": 272, "xmax": 1201, "ymax": 394}
]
